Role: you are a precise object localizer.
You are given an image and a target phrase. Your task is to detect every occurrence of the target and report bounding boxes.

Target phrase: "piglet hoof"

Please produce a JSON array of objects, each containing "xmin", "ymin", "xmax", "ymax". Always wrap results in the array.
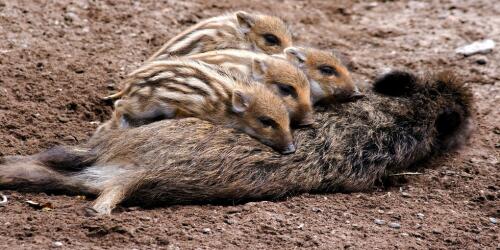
[
  {"xmin": 84, "ymin": 206, "xmax": 100, "ymax": 217},
  {"xmin": 83, "ymin": 206, "xmax": 111, "ymax": 217}
]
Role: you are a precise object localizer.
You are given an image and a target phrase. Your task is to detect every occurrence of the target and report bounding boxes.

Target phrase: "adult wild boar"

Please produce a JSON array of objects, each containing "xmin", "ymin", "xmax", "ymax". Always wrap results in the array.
[{"xmin": 0, "ymin": 70, "xmax": 473, "ymax": 215}]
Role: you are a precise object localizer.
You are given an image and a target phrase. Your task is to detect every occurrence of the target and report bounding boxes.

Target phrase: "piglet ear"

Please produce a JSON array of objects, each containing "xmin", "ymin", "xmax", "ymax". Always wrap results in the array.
[
  {"xmin": 251, "ymin": 59, "xmax": 268, "ymax": 81},
  {"xmin": 232, "ymin": 90, "xmax": 251, "ymax": 113},
  {"xmin": 284, "ymin": 47, "xmax": 307, "ymax": 67},
  {"xmin": 373, "ymin": 70, "xmax": 417, "ymax": 97},
  {"xmin": 236, "ymin": 11, "xmax": 255, "ymax": 33}
]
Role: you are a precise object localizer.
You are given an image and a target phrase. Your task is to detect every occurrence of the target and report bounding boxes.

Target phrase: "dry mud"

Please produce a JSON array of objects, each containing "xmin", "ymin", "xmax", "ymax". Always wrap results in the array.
[{"xmin": 0, "ymin": 0, "xmax": 498, "ymax": 249}]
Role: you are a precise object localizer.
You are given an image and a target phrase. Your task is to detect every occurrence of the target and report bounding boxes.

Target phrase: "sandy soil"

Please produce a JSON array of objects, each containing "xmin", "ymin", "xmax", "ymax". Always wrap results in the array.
[{"xmin": 0, "ymin": 0, "xmax": 498, "ymax": 249}]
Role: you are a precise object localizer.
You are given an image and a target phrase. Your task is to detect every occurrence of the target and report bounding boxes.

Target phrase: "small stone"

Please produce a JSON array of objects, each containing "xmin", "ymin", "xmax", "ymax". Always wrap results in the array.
[
  {"xmin": 311, "ymin": 207, "xmax": 323, "ymax": 213},
  {"xmin": 374, "ymin": 219, "xmax": 385, "ymax": 225},
  {"xmin": 456, "ymin": 39, "xmax": 495, "ymax": 56},
  {"xmin": 0, "ymin": 194, "xmax": 7, "ymax": 206},
  {"xmin": 297, "ymin": 223, "xmax": 304, "ymax": 230},
  {"xmin": 401, "ymin": 192, "xmax": 411, "ymax": 198},
  {"xmin": 352, "ymin": 224, "xmax": 362, "ymax": 229},
  {"xmin": 139, "ymin": 216, "xmax": 151, "ymax": 221},
  {"xmin": 58, "ymin": 116, "xmax": 70, "ymax": 123},
  {"xmin": 201, "ymin": 228, "xmax": 211, "ymax": 234},
  {"xmin": 64, "ymin": 12, "xmax": 79, "ymax": 23},
  {"xmin": 377, "ymin": 209, "xmax": 384, "ymax": 214},
  {"xmin": 469, "ymin": 157, "xmax": 481, "ymax": 164},
  {"xmin": 53, "ymin": 241, "xmax": 63, "ymax": 247},
  {"xmin": 224, "ymin": 219, "xmax": 236, "ymax": 225},
  {"xmin": 432, "ymin": 229, "xmax": 443, "ymax": 234},
  {"xmin": 156, "ymin": 236, "xmax": 170, "ymax": 245},
  {"xmin": 494, "ymin": 127, "xmax": 500, "ymax": 135},
  {"xmin": 226, "ymin": 207, "xmax": 242, "ymax": 214},
  {"xmin": 475, "ymin": 57, "xmax": 487, "ymax": 65},
  {"xmin": 489, "ymin": 217, "xmax": 497, "ymax": 224},
  {"xmin": 63, "ymin": 135, "xmax": 76, "ymax": 142},
  {"xmin": 416, "ymin": 213, "xmax": 424, "ymax": 219},
  {"xmin": 106, "ymin": 81, "xmax": 116, "ymax": 90},
  {"xmin": 388, "ymin": 222, "xmax": 401, "ymax": 229},
  {"xmin": 400, "ymin": 233, "xmax": 409, "ymax": 237}
]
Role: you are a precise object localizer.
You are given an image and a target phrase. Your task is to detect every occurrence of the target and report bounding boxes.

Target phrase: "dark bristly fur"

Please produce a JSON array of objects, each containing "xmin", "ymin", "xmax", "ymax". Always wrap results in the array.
[{"xmin": 0, "ymin": 70, "xmax": 473, "ymax": 215}]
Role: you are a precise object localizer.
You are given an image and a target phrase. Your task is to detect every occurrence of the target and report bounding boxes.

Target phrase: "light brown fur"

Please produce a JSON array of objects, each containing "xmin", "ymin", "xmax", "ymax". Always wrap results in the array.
[
  {"xmin": 97, "ymin": 59, "xmax": 295, "ymax": 154},
  {"xmin": 188, "ymin": 49, "xmax": 313, "ymax": 126},
  {"xmin": 147, "ymin": 11, "xmax": 292, "ymax": 61},
  {"xmin": 284, "ymin": 46, "xmax": 362, "ymax": 104}
]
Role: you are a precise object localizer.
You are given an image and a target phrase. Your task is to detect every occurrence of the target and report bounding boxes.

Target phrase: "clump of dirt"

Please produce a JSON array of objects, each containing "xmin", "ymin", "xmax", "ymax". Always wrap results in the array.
[{"xmin": 0, "ymin": 0, "xmax": 498, "ymax": 248}]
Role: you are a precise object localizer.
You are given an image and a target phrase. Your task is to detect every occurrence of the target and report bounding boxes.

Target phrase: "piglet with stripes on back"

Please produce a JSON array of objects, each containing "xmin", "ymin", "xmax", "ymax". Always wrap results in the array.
[
  {"xmin": 188, "ymin": 49, "xmax": 313, "ymax": 127},
  {"xmin": 96, "ymin": 59, "xmax": 296, "ymax": 155},
  {"xmin": 147, "ymin": 11, "xmax": 292, "ymax": 61}
]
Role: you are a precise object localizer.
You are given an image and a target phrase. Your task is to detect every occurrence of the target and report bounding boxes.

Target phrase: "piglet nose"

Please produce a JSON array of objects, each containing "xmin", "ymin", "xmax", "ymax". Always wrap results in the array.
[{"xmin": 280, "ymin": 143, "xmax": 296, "ymax": 155}]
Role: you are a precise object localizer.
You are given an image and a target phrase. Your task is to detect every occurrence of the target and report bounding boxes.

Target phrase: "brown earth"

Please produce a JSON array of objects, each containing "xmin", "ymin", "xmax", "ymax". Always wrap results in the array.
[{"xmin": 0, "ymin": 0, "xmax": 498, "ymax": 249}]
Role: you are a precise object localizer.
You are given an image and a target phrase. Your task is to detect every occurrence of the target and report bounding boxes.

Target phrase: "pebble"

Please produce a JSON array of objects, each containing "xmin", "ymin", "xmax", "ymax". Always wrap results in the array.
[
  {"xmin": 63, "ymin": 135, "xmax": 76, "ymax": 142},
  {"xmin": 201, "ymin": 228, "xmax": 211, "ymax": 234},
  {"xmin": 401, "ymin": 192, "xmax": 411, "ymax": 198},
  {"xmin": 400, "ymin": 233, "xmax": 409, "ymax": 237},
  {"xmin": 475, "ymin": 57, "xmax": 487, "ymax": 65},
  {"xmin": 64, "ymin": 12, "xmax": 80, "ymax": 23},
  {"xmin": 0, "ymin": 194, "xmax": 7, "ymax": 206},
  {"xmin": 53, "ymin": 241, "xmax": 63, "ymax": 247},
  {"xmin": 226, "ymin": 207, "xmax": 242, "ymax": 214},
  {"xmin": 388, "ymin": 222, "xmax": 401, "ymax": 229},
  {"xmin": 489, "ymin": 217, "xmax": 497, "ymax": 224},
  {"xmin": 58, "ymin": 116, "xmax": 70, "ymax": 123},
  {"xmin": 297, "ymin": 223, "xmax": 304, "ymax": 230},
  {"xmin": 311, "ymin": 207, "xmax": 323, "ymax": 213},
  {"xmin": 416, "ymin": 213, "xmax": 425, "ymax": 219},
  {"xmin": 374, "ymin": 219, "xmax": 385, "ymax": 225},
  {"xmin": 224, "ymin": 218, "xmax": 236, "ymax": 225},
  {"xmin": 455, "ymin": 39, "xmax": 495, "ymax": 56}
]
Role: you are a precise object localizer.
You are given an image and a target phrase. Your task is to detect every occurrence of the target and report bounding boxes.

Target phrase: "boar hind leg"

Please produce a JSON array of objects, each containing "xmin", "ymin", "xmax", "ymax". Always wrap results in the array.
[
  {"xmin": 88, "ymin": 184, "xmax": 128, "ymax": 216},
  {"xmin": 86, "ymin": 172, "xmax": 142, "ymax": 216}
]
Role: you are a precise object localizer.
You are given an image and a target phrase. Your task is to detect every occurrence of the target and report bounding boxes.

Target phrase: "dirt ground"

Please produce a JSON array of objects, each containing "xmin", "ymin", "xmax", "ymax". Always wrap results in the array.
[{"xmin": 0, "ymin": 0, "xmax": 498, "ymax": 249}]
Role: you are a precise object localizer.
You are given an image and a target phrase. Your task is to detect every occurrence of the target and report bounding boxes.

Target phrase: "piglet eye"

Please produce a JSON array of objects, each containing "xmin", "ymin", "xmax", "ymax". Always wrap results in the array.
[
  {"xmin": 258, "ymin": 116, "xmax": 278, "ymax": 128},
  {"xmin": 318, "ymin": 65, "xmax": 338, "ymax": 76},
  {"xmin": 263, "ymin": 33, "xmax": 281, "ymax": 46},
  {"xmin": 276, "ymin": 83, "xmax": 297, "ymax": 98}
]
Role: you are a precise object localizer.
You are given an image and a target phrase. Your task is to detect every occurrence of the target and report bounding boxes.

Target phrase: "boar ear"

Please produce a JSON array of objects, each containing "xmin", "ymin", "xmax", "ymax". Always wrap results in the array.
[
  {"xmin": 236, "ymin": 11, "xmax": 255, "ymax": 33},
  {"xmin": 251, "ymin": 59, "xmax": 268, "ymax": 81},
  {"xmin": 284, "ymin": 47, "xmax": 306, "ymax": 67},
  {"xmin": 232, "ymin": 90, "xmax": 251, "ymax": 113},
  {"xmin": 373, "ymin": 70, "xmax": 417, "ymax": 97}
]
